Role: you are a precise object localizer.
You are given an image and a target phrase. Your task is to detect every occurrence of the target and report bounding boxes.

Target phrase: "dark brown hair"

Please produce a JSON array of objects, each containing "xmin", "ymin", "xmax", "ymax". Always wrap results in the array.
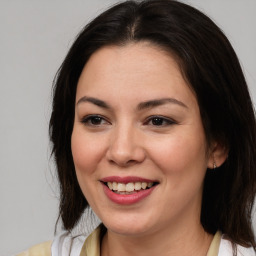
[{"xmin": 50, "ymin": 0, "xmax": 256, "ymax": 249}]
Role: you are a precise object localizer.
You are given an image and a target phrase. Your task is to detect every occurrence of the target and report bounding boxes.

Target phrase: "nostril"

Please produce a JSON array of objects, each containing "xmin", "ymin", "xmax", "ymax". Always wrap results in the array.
[
  {"xmin": 108, "ymin": 158, "xmax": 138, "ymax": 167},
  {"xmin": 106, "ymin": 137, "xmax": 146, "ymax": 166}
]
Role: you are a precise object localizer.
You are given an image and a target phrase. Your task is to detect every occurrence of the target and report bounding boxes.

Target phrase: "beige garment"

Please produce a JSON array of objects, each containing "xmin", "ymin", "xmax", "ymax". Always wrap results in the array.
[
  {"xmin": 16, "ymin": 241, "xmax": 51, "ymax": 256},
  {"xmin": 80, "ymin": 226, "xmax": 101, "ymax": 256},
  {"xmin": 80, "ymin": 226, "xmax": 221, "ymax": 256},
  {"xmin": 15, "ymin": 227, "xmax": 221, "ymax": 256},
  {"xmin": 207, "ymin": 231, "xmax": 222, "ymax": 256}
]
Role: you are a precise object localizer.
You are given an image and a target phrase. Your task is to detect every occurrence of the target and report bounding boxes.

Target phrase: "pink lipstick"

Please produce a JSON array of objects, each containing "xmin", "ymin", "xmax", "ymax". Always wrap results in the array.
[{"xmin": 101, "ymin": 176, "xmax": 158, "ymax": 205}]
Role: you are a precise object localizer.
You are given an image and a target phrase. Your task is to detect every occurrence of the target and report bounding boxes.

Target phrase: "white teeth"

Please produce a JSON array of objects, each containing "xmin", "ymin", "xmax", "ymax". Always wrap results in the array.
[
  {"xmin": 117, "ymin": 183, "xmax": 126, "ymax": 191},
  {"xmin": 141, "ymin": 182, "xmax": 147, "ymax": 189},
  {"xmin": 107, "ymin": 182, "xmax": 113, "ymax": 190},
  {"xmin": 112, "ymin": 182, "xmax": 118, "ymax": 190},
  {"xmin": 126, "ymin": 182, "xmax": 135, "ymax": 192},
  {"xmin": 148, "ymin": 182, "xmax": 153, "ymax": 188},
  {"xmin": 134, "ymin": 182, "xmax": 142, "ymax": 190},
  {"xmin": 106, "ymin": 181, "xmax": 155, "ymax": 192}
]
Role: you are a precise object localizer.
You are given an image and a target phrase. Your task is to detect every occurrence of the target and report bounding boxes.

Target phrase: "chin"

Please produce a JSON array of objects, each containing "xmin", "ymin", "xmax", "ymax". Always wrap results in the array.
[
  {"xmin": 108, "ymin": 225, "xmax": 150, "ymax": 237},
  {"xmin": 102, "ymin": 216, "xmax": 155, "ymax": 237}
]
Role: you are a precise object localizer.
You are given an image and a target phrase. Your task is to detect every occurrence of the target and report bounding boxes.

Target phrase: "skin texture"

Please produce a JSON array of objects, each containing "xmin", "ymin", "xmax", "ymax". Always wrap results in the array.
[{"xmin": 71, "ymin": 43, "xmax": 226, "ymax": 256}]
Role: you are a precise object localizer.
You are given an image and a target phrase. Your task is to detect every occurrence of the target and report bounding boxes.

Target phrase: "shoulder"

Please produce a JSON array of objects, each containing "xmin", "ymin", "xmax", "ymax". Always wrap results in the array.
[
  {"xmin": 16, "ymin": 231, "xmax": 88, "ymax": 256},
  {"xmin": 218, "ymin": 237, "xmax": 255, "ymax": 256},
  {"xmin": 16, "ymin": 241, "xmax": 51, "ymax": 256},
  {"xmin": 51, "ymin": 231, "xmax": 88, "ymax": 256}
]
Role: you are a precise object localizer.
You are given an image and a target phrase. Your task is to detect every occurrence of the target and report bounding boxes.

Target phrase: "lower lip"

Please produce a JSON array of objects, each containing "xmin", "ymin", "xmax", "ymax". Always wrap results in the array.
[{"xmin": 102, "ymin": 184, "xmax": 156, "ymax": 205}]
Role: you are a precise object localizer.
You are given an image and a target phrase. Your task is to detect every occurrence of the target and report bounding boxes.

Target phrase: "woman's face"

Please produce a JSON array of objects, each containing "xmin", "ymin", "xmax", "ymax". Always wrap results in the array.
[{"xmin": 71, "ymin": 43, "xmax": 212, "ymax": 236}]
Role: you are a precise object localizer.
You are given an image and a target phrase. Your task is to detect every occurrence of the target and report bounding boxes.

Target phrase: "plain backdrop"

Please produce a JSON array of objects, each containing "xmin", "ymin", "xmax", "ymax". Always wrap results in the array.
[{"xmin": 0, "ymin": 0, "xmax": 255, "ymax": 255}]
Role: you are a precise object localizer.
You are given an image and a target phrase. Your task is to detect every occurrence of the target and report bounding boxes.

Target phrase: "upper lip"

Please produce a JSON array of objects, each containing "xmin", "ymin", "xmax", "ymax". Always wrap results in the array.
[{"xmin": 101, "ymin": 176, "xmax": 158, "ymax": 184}]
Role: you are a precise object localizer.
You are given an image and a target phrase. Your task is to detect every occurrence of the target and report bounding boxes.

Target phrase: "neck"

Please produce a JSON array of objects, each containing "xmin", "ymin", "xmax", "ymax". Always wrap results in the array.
[{"xmin": 101, "ymin": 222, "xmax": 213, "ymax": 256}]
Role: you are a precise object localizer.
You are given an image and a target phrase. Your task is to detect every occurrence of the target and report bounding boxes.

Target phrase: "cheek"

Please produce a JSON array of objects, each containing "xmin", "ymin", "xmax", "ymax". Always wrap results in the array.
[
  {"xmin": 148, "ymin": 130, "xmax": 208, "ymax": 177},
  {"xmin": 148, "ymin": 132, "xmax": 208, "ymax": 214},
  {"xmin": 71, "ymin": 129, "xmax": 105, "ymax": 176},
  {"xmin": 71, "ymin": 129, "xmax": 107, "ymax": 205}
]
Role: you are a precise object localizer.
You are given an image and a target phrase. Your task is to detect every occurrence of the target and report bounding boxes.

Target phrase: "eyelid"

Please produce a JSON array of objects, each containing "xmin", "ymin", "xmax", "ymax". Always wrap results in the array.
[
  {"xmin": 80, "ymin": 114, "xmax": 111, "ymax": 126},
  {"xmin": 144, "ymin": 115, "xmax": 177, "ymax": 126}
]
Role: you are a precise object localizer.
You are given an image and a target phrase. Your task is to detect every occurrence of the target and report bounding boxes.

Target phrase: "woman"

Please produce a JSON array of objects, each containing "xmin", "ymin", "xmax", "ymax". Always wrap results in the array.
[{"xmin": 18, "ymin": 0, "xmax": 256, "ymax": 255}]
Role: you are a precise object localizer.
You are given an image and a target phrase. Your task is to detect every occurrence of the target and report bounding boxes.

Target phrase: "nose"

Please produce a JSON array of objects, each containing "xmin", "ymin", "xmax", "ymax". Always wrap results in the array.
[{"xmin": 106, "ymin": 124, "xmax": 146, "ymax": 167}]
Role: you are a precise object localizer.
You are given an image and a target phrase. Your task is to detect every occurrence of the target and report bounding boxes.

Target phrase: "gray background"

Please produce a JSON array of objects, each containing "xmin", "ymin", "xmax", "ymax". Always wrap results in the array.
[{"xmin": 0, "ymin": 0, "xmax": 255, "ymax": 255}]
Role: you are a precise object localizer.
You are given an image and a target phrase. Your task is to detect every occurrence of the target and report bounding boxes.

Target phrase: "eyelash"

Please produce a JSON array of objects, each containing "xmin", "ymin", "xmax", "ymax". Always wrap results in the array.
[
  {"xmin": 144, "ymin": 115, "xmax": 176, "ymax": 127},
  {"xmin": 81, "ymin": 115, "xmax": 176, "ymax": 127},
  {"xmin": 80, "ymin": 115, "xmax": 110, "ymax": 126}
]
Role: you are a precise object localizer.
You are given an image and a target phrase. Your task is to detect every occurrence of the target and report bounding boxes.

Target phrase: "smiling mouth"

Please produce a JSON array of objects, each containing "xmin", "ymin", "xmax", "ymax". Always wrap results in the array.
[{"xmin": 103, "ymin": 181, "xmax": 158, "ymax": 194}]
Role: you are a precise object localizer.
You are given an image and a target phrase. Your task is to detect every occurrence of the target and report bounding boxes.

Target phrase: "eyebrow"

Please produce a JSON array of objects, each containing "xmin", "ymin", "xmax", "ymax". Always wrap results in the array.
[
  {"xmin": 137, "ymin": 98, "xmax": 188, "ymax": 110},
  {"xmin": 76, "ymin": 96, "xmax": 188, "ymax": 110},
  {"xmin": 76, "ymin": 96, "xmax": 110, "ymax": 109}
]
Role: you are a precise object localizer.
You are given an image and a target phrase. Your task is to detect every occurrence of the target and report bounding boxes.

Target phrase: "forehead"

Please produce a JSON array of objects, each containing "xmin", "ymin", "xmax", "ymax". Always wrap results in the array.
[
  {"xmin": 76, "ymin": 42, "xmax": 196, "ymax": 108},
  {"xmin": 80, "ymin": 42, "xmax": 180, "ymax": 79}
]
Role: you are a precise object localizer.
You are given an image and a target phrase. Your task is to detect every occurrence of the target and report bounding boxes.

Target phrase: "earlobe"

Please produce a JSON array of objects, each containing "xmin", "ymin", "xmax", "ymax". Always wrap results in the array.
[{"xmin": 207, "ymin": 143, "xmax": 228, "ymax": 169}]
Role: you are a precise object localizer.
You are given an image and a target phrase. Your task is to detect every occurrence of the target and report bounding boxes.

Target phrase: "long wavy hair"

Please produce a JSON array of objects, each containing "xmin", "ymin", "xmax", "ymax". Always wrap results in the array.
[{"xmin": 49, "ymin": 0, "xmax": 256, "ymax": 249}]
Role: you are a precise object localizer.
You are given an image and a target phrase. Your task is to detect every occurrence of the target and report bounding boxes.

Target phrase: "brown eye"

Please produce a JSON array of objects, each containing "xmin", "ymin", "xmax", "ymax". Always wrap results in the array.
[
  {"xmin": 81, "ymin": 115, "xmax": 109, "ymax": 126},
  {"xmin": 145, "ymin": 116, "xmax": 176, "ymax": 127},
  {"xmin": 90, "ymin": 116, "xmax": 103, "ymax": 125},
  {"xmin": 151, "ymin": 117, "xmax": 165, "ymax": 126}
]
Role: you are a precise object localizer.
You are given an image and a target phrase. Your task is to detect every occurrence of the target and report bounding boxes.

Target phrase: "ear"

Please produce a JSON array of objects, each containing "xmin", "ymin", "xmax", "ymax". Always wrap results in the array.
[{"xmin": 207, "ymin": 142, "xmax": 228, "ymax": 169}]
